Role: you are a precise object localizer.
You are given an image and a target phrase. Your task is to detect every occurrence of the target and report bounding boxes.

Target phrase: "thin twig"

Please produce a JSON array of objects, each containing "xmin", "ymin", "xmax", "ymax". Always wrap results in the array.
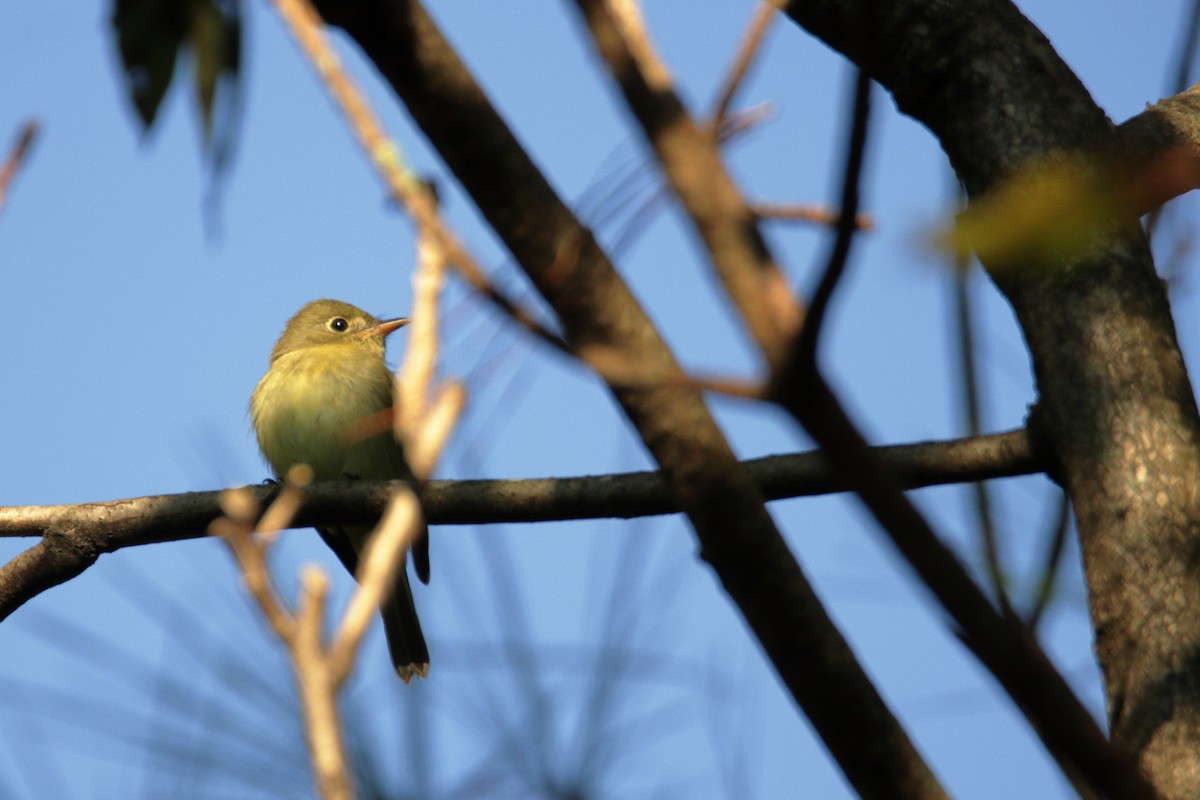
[
  {"xmin": 335, "ymin": 202, "xmax": 463, "ymax": 685},
  {"xmin": 752, "ymin": 201, "xmax": 874, "ymax": 231},
  {"xmin": 211, "ymin": 467, "xmax": 356, "ymax": 800},
  {"xmin": 790, "ymin": 69, "xmax": 872, "ymax": 370},
  {"xmin": 396, "ymin": 223, "xmax": 444, "ymax": 431},
  {"xmin": 0, "ymin": 120, "xmax": 39, "ymax": 217},
  {"xmin": 250, "ymin": 11, "xmax": 469, "ymax": 789},
  {"xmin": 210, "ymin": 492, "xmax": 296, "ymax": 640},
  {"xmin": 710, "ymin": 2, "xmax": 777, "ymax": 130},
  {"xmin": 575, "ymin": 343, "xmax": 763, "ymax": 398},
  {"xmin": 1025, "ymin": 493, "xmax": 1071, "ymax": 632},
  {"xmin": 408, "ymin": 383, "xmax": 468, "ymax": 480},
  {"xmin": 397, "ymin": 217, "xmax": 464, "ymax": 477},
  {"xmin": 952, "ymin": 255, "xmax": 1013, "ymax": 618},
  {"xmin": 292, "ymin": 569, "xmax": 351, "ymax": 800},
  {"xmin": 573, "ymin": 0, "xmax": 802, "ymax": 367}
]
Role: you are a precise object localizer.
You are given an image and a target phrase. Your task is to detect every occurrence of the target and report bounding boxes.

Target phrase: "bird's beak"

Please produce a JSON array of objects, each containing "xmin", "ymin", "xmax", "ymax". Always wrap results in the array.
[{"xmin": 359, "ymin": 317, "xmax": 411, "ymax": 339}]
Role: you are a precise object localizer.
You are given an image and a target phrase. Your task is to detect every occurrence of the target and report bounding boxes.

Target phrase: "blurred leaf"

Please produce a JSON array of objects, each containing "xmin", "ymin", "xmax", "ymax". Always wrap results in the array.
[
  {"xmin": 112, "ymin": 0, "xmax": 190, "ymax": 129},
  {"xmin": 111, "ymin": 0, "xmax": 242, "ymax": 141},
  {"xmin": 112, "ymin": 0, "xmax": 244, "ymax": 218},
  {"xmin": 937, "ymin": 154, "xmax": 1133, "ymax": 269},
  {"xmin": 189, "ymin": 0, "xmax": 242, "ymax": 143}
]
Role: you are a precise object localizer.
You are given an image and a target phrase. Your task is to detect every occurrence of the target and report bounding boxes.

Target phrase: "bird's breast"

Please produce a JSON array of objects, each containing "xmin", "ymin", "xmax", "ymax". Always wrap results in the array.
[{"xmin": 251, "ymin": 348, "xmax": 395, "ymax": 481}]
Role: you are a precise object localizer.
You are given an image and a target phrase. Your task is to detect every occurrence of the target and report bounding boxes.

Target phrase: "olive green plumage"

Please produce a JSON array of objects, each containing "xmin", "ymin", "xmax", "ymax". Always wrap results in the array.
[{"xmin": 251, "ymin": 299, "xmax": 429, "ymax": 682}]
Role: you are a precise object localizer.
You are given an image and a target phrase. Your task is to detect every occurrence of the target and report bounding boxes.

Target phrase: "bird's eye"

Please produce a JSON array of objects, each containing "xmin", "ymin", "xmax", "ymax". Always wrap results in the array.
[{"xmin": 328, "ymin": 317, "xmax": 349, "ymax": 332}]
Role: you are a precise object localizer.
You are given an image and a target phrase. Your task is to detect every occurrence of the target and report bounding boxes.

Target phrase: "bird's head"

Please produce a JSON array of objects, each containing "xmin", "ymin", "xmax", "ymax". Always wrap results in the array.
[{"xmin": 269, "ymin": 299, "xmax": 409, "ymax": 363}]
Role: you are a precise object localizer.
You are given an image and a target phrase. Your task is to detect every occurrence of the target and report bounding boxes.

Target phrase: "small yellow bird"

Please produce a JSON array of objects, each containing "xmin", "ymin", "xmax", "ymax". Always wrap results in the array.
[{"xmin": 250, "ymin": 299, "xmax": 429, "ymax": 682}]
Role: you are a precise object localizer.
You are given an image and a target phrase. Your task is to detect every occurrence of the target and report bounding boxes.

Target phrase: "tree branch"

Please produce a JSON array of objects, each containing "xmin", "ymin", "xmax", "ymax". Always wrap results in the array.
[
  {"xmin": 709, "ymin": 1, "xmax": 777, "ymax": 130},
  {"xmin": 1114, "ymin": 82, "xmax": 1200, "ymax": 216},
  {"xmin": 952, "ymin": 259, "xmax": 1013, "ymax": 616},
  {"xmin": 791, "ymin": 68, "xmax": 872, "ymax": 369},
  {"xmin": 751, "ymin": 200, "xmax": 874, "ymax": 230},
  {"xmin": 211, "ymin": 474, "xmax": 356, "ymax": 800},
  {"xmin": 0, "ymin": 429, "xmax": 1037, "ymax": 620},
  {"xmin": 570, "ymin": 0, "xmax": 800, "ymax": 367},
  {"xmin": 0, "ymin": 119, "xmax": 38, "ymax": 216},
  {"xmin": 0, "ymin": 428, "xmax": 1036, "ymax": 535}
]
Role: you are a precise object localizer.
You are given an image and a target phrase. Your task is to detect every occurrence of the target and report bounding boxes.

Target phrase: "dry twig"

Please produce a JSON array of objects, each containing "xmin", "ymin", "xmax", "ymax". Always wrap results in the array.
[
  {"xmin": 574, "ymin": 0, "xmax": 802, "ymax": 367},
  {"xmin": 752, "ymin": 201, "xmax": 874, "ymax": 230},
  {"xmin": 710, "ymin": 2, "xmax": 777, "ymax": 129},
  {"xmin": 211, "ymin": 465, "xmax": 357, "ymax": 800},
  {"xmin": 0, "ymin": 120, "xmax": 39, "ymax": 216}
]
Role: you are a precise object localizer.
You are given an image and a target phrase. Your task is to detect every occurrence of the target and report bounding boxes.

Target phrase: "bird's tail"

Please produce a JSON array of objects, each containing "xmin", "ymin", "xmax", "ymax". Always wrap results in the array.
[{"xmin": 381, "ymin": 568, "xmax": 429, "ymax": 683}]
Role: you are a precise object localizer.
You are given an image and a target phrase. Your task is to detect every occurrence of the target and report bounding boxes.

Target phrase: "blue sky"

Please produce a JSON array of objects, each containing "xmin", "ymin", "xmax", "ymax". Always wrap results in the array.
[{"xmin": 1, "ymin": 1, "xmax": 1197, "ymax": 797}]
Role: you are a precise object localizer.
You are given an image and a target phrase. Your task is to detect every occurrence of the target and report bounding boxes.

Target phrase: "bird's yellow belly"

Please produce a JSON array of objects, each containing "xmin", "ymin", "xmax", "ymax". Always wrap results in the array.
[{"xmin": 251, "ymin": 349, "xmax": 393, "ymax": 481}]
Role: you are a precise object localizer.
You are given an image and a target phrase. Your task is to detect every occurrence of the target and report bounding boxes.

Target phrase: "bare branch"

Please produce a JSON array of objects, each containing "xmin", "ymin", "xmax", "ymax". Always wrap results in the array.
[
  {"xmin": 572, "ymin": 0, "xmax": 802, "ymax": 367},
  {"xmin": 710, "ymin": 2, "xmax": 777, "ymax": 130},
  {"xmin": 211, "ymin": 485, "xmax": 299, "ymax": 640},
  {"xmin": 407, "ymin": 382, "xmax": 468, "ymax": 479},
  {"xmin": 1115, "ymin": 82, "xmax": 1200, "ymax": 216},
  {"xmin": 292, "ymin": 568, "xmax": 353, "ymax": 800},
  {"xmin": 229, "ymin": 5, "xmax": 467, "ymax": 792},
  {"xmin": 951, "ymin": 249, "xmax": 1011, "ymax": 615},
  {"xmin": 0, "ymin": 429, "xmax": 1039, "ymax": 615},
  {"xmin": 0, "ymin": 120, "xmax": 39, "ymax": 216},
  {"xmin": 777, "ymin": 3, "xmax": 1168, "ymax": 793},
  {"xmin": 396, "ymin": 219, "xmax": 464, "ymax": 479},
  {"xmin": 751, "ymin": 200, "xmax": 875, "ymax": 230},
  {"xmin": 1025, "ymin": 492, "xmax": 1071, "ymax": 632},
  {"xmin": 211, "ymin": 464, "xmax": 356, "ymax": 800},
  {"xmin": 339, "ymin": 198, "xmax": 461, "ymax": 684},
  {"xmin": 789, "ymin": 69, "xmax": 872, "ymax": 370},
  {"xmin": 0, "ymin": 431, "xmax": 1038, "ymax": 534}
]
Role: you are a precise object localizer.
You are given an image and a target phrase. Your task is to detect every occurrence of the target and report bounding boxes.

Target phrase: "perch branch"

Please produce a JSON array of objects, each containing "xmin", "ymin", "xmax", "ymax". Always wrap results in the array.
[{"xmin": 0, "ymin": 429, "xmax": 1040, "ymax": 621}]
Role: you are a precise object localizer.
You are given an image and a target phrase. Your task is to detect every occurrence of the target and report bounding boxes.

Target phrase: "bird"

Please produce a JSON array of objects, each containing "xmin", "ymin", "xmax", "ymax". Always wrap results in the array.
[{"xmin": 250, "ymin": 298, "xmax": 430, "ymax": 682}]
